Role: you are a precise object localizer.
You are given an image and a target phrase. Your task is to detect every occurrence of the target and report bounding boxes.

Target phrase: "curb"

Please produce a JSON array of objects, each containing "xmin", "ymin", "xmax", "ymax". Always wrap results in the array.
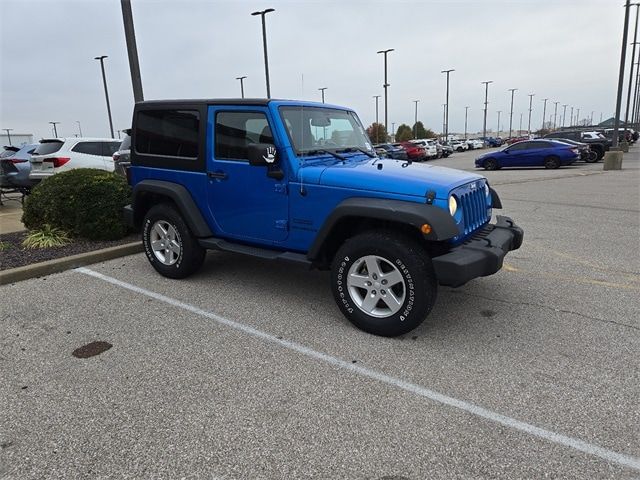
[{"xmin": 0, "ymin": 242, "xmax": 143, "ymax": 285}]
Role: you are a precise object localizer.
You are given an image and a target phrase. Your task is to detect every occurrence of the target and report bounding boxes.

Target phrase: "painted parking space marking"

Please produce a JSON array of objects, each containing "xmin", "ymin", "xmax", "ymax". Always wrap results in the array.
[{"xmin": 76, "ymin": 266, "xmax": 640, "ymax": 472}]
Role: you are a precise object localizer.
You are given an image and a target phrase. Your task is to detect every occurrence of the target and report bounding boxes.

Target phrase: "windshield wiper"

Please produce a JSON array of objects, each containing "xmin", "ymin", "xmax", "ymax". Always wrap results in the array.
[
  {"xmin": 302, "ymin": 149, "xmax": 347, "ymax": 161},
  {"xmin": 336, "ymin": 147, "xmax": 376, "ymax": 158}
]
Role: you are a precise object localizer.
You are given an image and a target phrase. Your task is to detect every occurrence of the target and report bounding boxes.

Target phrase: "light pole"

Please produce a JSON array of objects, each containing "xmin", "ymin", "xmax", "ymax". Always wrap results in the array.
[
  {"xmin": 413, "ymin": 100, "xmax": 420, "ymax": 139},
  {"xmin": 3, "ymin": 128, "xmax": 13, "ymax": 145},
  {"xmin": 496, "ymin": 111, "xmax": 501, "ymax": 137},
  {"xmin": 624, "ymin": 4, "xmax": 640, "ymax": 128},
  {"xmin": 541, "ymin": 98, "xmax": 549, "ymax": 130},
  {"xmin": 527, "ymin": 93, "xmax": 535, "ymax": 136},
  {"xmin": 634, "ymin": 59, "xmax": 640, "ymax": 127},
  {"xmin": 562, "ymin": 104, "xmax": 568, "ymax": 128},
  {"xmin": 508, "ymin": 88, "xmax": 517, "ymax": 138},
  {"xmin": 377, "ymin": 48, "xmax": 394, "ymax": 136},
  {"xmin": 464, "ymin": 106, "xmax": 469, "ymax": 140},
  {"xmin": 49, "ymin": 122, "xmax": 60, "ymax": 138},
  {"xmin": 373, "ymin": 95, "xmax": 380, "ymax": 143},
  {"xmin": 591, "ymin": 111, "xmax": 595, "ymax": 125},
  {"xmin": 318, "ymin": 87, "xmax": 327, "ymax": 103},
  {"xmin": 576, "ymin": 108, "xmax": 581, "ymax": 126},
  {"xmin": 76, "ymin": 121, "xmax": 83, "ymax": 137},
  {"xmin": 612, "ymin": 0, "xmax": 633, "ymax": 149},
  {"xmin": 570, "ymin": 106, "xmax": 574, "ymax": 127},
  {"xmin": 236, "ymin": 76, "xmax": 247, "ymax": 98},
  {"xmin": 481, "ymin": 81, "xmax": 493, "ymax": 140},
  {"xmin": 442, "ymin": 104, "xmax": 446, "ymax": 141},
  {"xmin": 441, "ymin": 69, "xmax": 454, "ymax": 140},
  {"xmin": 121, "ymin": 0, "xmax": 144, "ymax": 102},
  {"xmin": 251, "ymin": 8, "xmax": 275, "ymax": 99},
  {"xmin": 519, "ymin": 113, "xmax": 523, "ymax": 134},
  {"xmin": 553, "ymin": 101, "xmax": 560, "ymax": 129},
  {"xmin": 391, "ymin": 122, "xmax": 395, "ymax": 142},
  {"xmin": 94, "ymin": 55, "xmax": 115, "ymax": 138}
]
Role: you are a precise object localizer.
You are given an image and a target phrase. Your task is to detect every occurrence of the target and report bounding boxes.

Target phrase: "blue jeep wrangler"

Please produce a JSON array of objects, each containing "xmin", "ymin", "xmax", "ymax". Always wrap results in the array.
[{"xmin": 125, "ymin": 99, "xmax": 523, "ymax": 337}]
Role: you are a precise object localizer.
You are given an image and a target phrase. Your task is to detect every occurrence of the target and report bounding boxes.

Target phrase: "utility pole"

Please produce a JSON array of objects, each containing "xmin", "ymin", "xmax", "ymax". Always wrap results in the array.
[
  {"xmin": 613, "ymin": 0, "xmax": 632, "ymax": 149},
  {"xmin": 3, "ymin": 129, "xmax": 13, "ymax": 146},
  {"xmin": 94, "ymin": 55, "xmax": 115, "ymax": 138},
  {"xmin": 542, "ymin": 98, "xmax": 549, "ymax": 130},
  {"xmin": 527, "ymin": 93, "xmax": 535, "ymax": 136},
  {"xmin": 76, "ymin": 121, "xmax": 83, "ymax": 137},
  {"xmin": 121, "ymin": 0, "xmax": 144, "ymax": 102},
  {"xmin": 318, "ymin": 87, "xmax": 327, "ymax": 103},
  {"xmin": 562, "ymin": 104, "xmax": 568, "ymax": 128},
  {"xmin": 441, "ymin": 69, "xmax": 454, "ymax": 141},
  {"xmin": 373, "ymin": 95, "xmax": 380, "ymax": 143},
  {"xmin": 508, "ymin": 88, "xmax": 517, "ymax": 138},
  {"xmin": 464, "ymin": 106, "xmax": 469, "ymax": 140},
  {"xmin": 251, "ymin": 8, "xmax": 275, "ymax": 98},
  {"xmin": 553, "ymin": 101, "xmax": 560, "ymax": 129},
  {"xmin": 377, "ymin": 49, "xmax": 394, "ymax": 136},
  {"xmin": 481, "ymin": 81, "xmax": 493, "ymax": 140},
  {"xmin": 236, "ymin": 76, "xmax": 247, "ymax": 98},
  {"xmin": 49, "ymin": 122, "xmax": 60, "ymax": 138},
  {"xmin": 413, "ymin": 100, "xmax": 420, "ymax": 139}
]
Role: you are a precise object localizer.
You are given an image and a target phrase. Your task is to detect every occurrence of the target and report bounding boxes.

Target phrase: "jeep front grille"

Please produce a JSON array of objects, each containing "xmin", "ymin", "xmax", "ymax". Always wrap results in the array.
[{"xmin": 460, "ymin": 186, "xmax": 489, "ymax": 235}]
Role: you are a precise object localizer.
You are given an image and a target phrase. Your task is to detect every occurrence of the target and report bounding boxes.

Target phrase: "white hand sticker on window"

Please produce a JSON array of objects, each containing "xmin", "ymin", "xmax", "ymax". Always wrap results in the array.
[{"xmin": 263, "ymin": 146, "xmax": 276, "ymax": 164}]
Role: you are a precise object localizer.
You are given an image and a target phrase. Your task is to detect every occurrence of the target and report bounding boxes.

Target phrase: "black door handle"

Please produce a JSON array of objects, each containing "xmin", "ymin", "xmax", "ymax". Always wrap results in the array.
[{"xmin": 207, "ymin": 171, "xmax": 227, "ymax": 180}]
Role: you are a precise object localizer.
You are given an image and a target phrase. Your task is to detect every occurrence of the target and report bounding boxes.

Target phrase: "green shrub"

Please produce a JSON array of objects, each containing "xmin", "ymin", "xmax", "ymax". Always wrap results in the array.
[
  {"xmin": 22, "ymin": 225, "xmax": 70, "ymax": 249},
  {"xmin": 23, "ymin": 169, "xmax": 131, "ymax": 241}
]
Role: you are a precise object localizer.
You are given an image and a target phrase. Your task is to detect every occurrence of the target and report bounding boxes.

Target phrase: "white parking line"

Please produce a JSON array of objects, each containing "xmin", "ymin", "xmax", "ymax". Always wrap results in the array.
[{"xmin": 76, "ymin": 266, "xmax": 640, "ymax": 472}]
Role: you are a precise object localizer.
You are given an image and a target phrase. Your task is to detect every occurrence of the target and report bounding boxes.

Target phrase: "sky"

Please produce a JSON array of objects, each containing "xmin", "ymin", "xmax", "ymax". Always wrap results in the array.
[{"xmin": 0, "ymin": 0, "xmax": 633, "ymax": 140}]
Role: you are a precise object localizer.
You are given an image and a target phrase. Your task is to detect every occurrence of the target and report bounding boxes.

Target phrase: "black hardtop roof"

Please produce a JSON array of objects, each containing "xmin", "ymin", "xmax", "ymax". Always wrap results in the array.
[{"xmin": 137, "ymin": 98, "xmax": 273, "ymax": 106}]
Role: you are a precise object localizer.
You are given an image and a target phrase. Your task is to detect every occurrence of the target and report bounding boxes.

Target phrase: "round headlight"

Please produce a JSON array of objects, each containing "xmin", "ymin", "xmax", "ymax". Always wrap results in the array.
[
  {"xmin": 485, "ymin": 183, "xmax": 490, "ymax": 197},
  {"xmin": 448, "ymin": 195, "xmax": 458, "ymax": 216}
]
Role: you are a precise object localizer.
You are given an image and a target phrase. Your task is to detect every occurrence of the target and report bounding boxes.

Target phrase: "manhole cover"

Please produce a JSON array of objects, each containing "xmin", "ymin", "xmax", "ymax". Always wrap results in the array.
[{"xmin": 72, "ymin": 341, "xmax": 112, "ymax": 359}]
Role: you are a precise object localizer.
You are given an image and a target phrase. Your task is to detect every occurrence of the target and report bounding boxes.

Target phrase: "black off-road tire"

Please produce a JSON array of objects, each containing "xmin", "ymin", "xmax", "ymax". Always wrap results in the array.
[
  {"xmin": 142, "ymin": 203, "xmax": 206, "ymax": 279},
  {"xmin": 586, "ymin": 151, "xmax": 598, "ymax": 163},
  {"xmin": 544, "ymin": 155, "xmax": 561, "ymax": 169},
  {"xmin": 484, "ymin": 158, "xmax": 499, "ymax": 170},
  {"xmin": 331, "ymin": 230, "xmax": 437, "ymax": 337}
]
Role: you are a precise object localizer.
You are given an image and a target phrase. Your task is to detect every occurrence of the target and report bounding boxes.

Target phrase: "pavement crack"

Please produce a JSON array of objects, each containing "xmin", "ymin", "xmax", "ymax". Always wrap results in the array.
[{"xmin": 451, "ymin": 290, "xmax": 640, "ymax": 332}]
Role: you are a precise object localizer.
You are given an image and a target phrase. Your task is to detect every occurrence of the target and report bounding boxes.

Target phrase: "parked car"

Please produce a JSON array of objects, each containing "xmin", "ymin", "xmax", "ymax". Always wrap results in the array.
[
  {"xmin": 124, "ymin": 98, "xmax": 523, "ymax": 337},
  {"xmin": 374, "ymin": 143, "xmax": 408, "ymax": 160},
  {"xmin": 601, "ymin": 128, "xmax": 634, "ymax": 144},
  {"xmin": 475, "ymin": 140, "xmax": 580, "ymax": 170},
  {"xmin": 399, "ymin": 142, "xmax": 427, "ymax": 161},
  {"xmin": 29, "ymin": 137, "xmax": 122, "ymax": 181},
  {"xmin": 479, "ymin": 136, "xmax": 503, "ymax": 147},
  {"xmin": 441, "ymin": 142, "xmax": 454, "ymax": 158},
  {"xmin": 544, "ymin": 138, "xmax": 597, "ymax": 162},
  {"xmin": 113, "ymin": 129, "xmax": 132, "ymax": 177},
  {"xmin": 466, "ymin": 139, "xmax": 484, "ymax": 150},
  {"xmin": 542, "ymin": 130, "xmax": 610, "ymax": 160},
  {"xmin": 410, "ymin": 139, "xmax": 437, "ymax": 159},
  {"xmin": 0, "ymin": 143, "xmax": 39, "ymax": 192},
  {"xmin": 450, "ymin": 139, "xmax": 468, "ymax": 152}
]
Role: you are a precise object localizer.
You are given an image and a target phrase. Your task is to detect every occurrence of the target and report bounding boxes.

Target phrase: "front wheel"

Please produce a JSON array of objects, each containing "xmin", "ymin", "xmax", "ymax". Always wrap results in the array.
[
  {"xmin": 331, "ymin": 231, "xmax": 437, "ymax": 337},
  {"xmin": 483, "ymin": 158, "xmax": 498, "ymax": 170},
  {"xmin": 142, "ymin": 203, "xmax": 206, "ymax": 279}
]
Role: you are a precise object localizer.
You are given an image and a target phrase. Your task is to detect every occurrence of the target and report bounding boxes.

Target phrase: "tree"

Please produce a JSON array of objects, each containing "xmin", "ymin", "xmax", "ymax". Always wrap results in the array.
[
  {"xmin": 366, "ymin": 123, "xmax": 388, "ymax": 144},
  {"xmin": 396, "ymin": 124, "xmax": 413, "ymax": 142},
  {"xmin": 412, "ymin": 121, "xmax": 427, "ymax": 139},
  {"xmin": 424, "ymin": 129, "xmax": 437, "ymax": 139}
]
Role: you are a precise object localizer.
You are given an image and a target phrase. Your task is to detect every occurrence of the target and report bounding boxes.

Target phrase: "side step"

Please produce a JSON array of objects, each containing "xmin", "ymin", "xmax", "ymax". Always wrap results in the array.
[{"xmin": 198, "ymin": 237, "xmax": 311, "ymax": 266}]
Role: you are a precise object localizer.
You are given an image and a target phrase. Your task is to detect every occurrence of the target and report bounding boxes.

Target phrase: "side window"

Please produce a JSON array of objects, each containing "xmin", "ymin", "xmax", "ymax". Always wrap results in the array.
[
  {"xmin": 508, "ymin": 142, "xmax": 528, "ymax": 151},
  {"xmin": 215, "ymin": 111, "xmax": 272, "ymax": 161},
  {"xmin": 102, "ymin": 142, "xmax": 120, "ymax": 157},
  {"xmin": 135, "ymin": 109, "xmax": 199, "ymax": 158},
  {"xmin": 72, "ymin": 142, "xmax": 102, "ymax": 156},
  {"xmin": 531, "ymin": 141, "xmax": 551, "ymax": 149}
]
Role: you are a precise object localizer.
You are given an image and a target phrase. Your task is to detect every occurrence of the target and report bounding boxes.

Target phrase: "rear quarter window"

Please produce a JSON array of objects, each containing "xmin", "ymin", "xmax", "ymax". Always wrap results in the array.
[
  {"xmin": 135, "ymin": 109, "xmax": 199, "ymax": 158},
  {"xmin": 33, "ymin": 141, "xmax": 63, "ymax": 155}
]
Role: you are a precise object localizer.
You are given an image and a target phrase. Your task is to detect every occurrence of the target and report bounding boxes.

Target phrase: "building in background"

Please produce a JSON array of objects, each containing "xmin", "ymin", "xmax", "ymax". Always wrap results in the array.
[{"xmin": 1, "ymin": 133, "xmax": 34, "ymax": 147}]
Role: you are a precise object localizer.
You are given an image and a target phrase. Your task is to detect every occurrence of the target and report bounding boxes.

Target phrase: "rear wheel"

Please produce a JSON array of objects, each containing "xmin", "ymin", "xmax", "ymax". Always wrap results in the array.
[
  {"xmin": 544, "ymin": 156, "xmax": 561, "ymax": 169},
  {"xmin": 586, "ymin": 151, "xmax": 598, "ymax": 163},
  {"xmin": 483, "ymin": 158, "xmax": 498, "ymax": 170},
  {"xmin": 142, "ymin": 204, "xmax": 206, "ymax": 279},
  {"xmin": 331, "ymin": 230, "xmax": 437, "ymax": 337}
]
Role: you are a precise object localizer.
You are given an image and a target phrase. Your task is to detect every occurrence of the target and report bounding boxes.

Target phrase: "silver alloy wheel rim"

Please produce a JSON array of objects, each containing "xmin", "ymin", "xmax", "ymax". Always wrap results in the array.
[
  {"xmin": 150, "ymin": 220, "xmax": 181, "ymax": 266},
  {"xmin": 346, "ymin": 255, "xmax": 406, "ymax": 318}
]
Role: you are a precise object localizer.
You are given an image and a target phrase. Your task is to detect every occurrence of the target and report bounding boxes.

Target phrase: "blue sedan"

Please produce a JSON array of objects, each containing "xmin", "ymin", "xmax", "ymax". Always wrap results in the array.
[{"xmin": 475, "ymin": 140, "xmax": 580, "ymax": 170}]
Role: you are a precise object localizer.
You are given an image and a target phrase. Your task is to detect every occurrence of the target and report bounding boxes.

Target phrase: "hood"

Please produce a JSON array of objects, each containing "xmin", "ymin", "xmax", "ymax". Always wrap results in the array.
[{"xmin": 300, "ymin": 156, "xmax": 484, "ymax": 198}]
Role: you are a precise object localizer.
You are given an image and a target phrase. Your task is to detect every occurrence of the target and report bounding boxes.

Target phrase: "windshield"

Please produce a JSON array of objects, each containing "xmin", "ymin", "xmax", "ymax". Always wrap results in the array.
[{"xmin": 279, "ymin": 106, "xmax": 372, "ymax": 155}]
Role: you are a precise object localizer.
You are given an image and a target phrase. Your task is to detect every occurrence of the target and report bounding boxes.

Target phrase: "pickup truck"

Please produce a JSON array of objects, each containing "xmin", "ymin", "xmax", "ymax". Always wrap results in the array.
[{"xmin": 124, "ymin": 99, "xmax": 523, "ymax": 337}]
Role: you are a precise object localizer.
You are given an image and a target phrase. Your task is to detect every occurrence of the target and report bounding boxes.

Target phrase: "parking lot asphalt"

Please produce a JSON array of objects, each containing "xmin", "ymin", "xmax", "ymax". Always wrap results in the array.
[{"xmin": 1, "ymin": 147, "xmax": 639, "ymax": 479}]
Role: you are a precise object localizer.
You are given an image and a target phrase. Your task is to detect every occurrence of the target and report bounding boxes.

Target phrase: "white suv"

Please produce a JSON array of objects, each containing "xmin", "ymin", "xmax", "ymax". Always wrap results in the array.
[
  {"xmin": 450, "ymin": 139, "xmax": 469, "ymax": 152},
  {"xmin": 410, "ymin": 139, "xmax": 438, "ymax": 159},
  {"xmin": 29, "ymin": 138, "xmax": 121, "ymax": 181}
]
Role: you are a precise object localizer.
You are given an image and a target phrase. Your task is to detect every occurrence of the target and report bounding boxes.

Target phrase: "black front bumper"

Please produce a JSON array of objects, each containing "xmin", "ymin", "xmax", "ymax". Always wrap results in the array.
[{"xmin": 432, "ymin": 215, "xmax": 524, "ymax": 288}]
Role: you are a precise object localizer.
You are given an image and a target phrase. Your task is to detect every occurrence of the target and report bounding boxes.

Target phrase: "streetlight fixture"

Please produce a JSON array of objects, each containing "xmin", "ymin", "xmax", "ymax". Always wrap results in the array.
[
  {"xmin": 49, "ymin": 122, "xmax": 60, "ymax": 138},
  {"xmin": 441, "ymin": 69, "xmax": 454, "ymax": 140},
  {"xmin": 508, "ymin": 88, "xmax": 517, "ymax": 138},
  {"xmin": 318, "ymin": 87, "xmax": 327, "ymax": 103},
  {"xmin": 541, "ymin": 98, "xmax": 549, "ymax": 130},
  {"xmin": 236, "ymin": 76, "xmax": 247, "ymax": 98},
  {"xmin": 377, "ymin": 48, "xmax": 394, "ymax": 135},
  {"xmin": 373, "ymin": 95, "xmax": 381, "ymax": 142},
  {"xmin": 251, "ymin": 8, "xmax": 275, "ymax": 99},
  {"xmin": 94, "ymin": 55, "xmax": 115, "ymax": 138},
  {"xmin": 527, "ymin": 93, "xmax": 535, "ymax": 135},
  {"xmin": 464, "ymin": 106, "xmax": 469, "ymax": 140},
  {"xmin": 413, "ymin": 100, "xmax": 420, "ymax": 139},
  {"xmin": 3, "ymin": 128, "xmax": 13, "ymax": 146},
  {"xmin": 481, "ymin": 81, "xmax": 493, "ymax": 140},
  {"xmin": 76, "ymin": 121, "xmax": 83, "ymax": 137}
]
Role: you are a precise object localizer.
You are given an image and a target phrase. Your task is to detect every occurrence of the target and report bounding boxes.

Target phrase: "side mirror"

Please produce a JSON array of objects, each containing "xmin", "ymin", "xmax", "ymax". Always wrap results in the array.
[{"xmin": 248, "ymin": 143, "xmax": 278, "ymax": 166}]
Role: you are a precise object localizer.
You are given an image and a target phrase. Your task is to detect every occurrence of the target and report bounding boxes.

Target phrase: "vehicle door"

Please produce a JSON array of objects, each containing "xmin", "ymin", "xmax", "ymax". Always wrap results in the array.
[
  {"xmin": 206, "ymin": 106, "xmax": 289, "ymax": 243},
  {"xmin": 504, "ymin": 141, "xmax": 530, "ymax": 166}
]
